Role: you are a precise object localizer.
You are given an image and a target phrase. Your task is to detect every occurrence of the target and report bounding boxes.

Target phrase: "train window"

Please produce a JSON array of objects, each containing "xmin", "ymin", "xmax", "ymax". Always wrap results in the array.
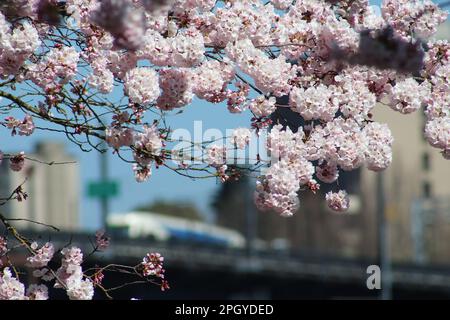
[{"xmin": 108, "ymin": 226, "xmax": 129, "ymax": 238}]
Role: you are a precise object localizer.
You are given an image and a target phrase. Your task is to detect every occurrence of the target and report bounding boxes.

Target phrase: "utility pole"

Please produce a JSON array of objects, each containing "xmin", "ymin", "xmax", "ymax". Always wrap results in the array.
[
  {"xmin": 411, "ymin": 199, "xmax": 426, "ymax": 264},
  {"xmin": 99, "ymin": 143, "xmax": 109, "ymax": 231},
  {"xmin": 245, "ymin": 174, "xmax": 257, "ymax": 257},
  {"xmin": 88, "ymin": 141, "xmax": 118, "ymax": 230},
  {"xmin": 376, "ymin": 171, "xmax": 393, "ymax": 300}
]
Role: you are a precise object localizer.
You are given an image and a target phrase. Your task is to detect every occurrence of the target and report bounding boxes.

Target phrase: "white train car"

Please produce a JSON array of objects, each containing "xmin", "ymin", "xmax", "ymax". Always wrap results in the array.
[{"xmin": 107, "ymin": 211, "xmax": 246, "ymax": 249}]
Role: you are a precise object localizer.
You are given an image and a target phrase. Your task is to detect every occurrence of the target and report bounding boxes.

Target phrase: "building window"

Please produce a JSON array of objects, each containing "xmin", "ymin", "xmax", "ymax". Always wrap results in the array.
[
  {"xmin": 423, "ymin": 182, "xmax": 432, "ymax": 199},
  {"xmin": 422, "ymin": 153, "xmax": 430, "ymax": 171},
  {"xmin": 421, "ymin": 112, "xmax": 428, "ymax": 143}
]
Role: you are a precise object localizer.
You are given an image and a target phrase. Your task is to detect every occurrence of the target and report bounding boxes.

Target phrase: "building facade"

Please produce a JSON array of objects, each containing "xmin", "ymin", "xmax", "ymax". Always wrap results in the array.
[
  {"xmin": 361, "ymin": 105, "xmax": 450, "ymax": 264},
  {"xmin": 0, "ymin": 142, "xmax": 80, "ymax": 231}
]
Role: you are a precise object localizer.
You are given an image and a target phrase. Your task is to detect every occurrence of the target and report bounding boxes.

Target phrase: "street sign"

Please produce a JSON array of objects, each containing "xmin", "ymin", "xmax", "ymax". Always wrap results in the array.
[{"xmin": 87, "ymin": 180, "xmax": 119, "ymax": 198}]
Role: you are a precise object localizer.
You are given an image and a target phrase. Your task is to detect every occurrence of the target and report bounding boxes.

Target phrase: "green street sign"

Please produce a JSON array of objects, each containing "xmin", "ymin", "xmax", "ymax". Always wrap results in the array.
[{"xmin": 87, "ymin": 180, "xmax": 119, "ymax": 198}]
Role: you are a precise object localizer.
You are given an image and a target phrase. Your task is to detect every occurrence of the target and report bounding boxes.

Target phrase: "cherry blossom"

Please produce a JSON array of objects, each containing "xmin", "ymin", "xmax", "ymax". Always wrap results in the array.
[
  {"xmin": 255, "ymin": 159, "xmax": 301, "ymax": 217},
  {"xmin": 363, "ymin": 122, "xmax": 394, "ymax": 172},
  {"xmin": 124, "ymin": 67, "xmax": 161, "ymax": 105},
  {"xmin": 133, "ymin": 163, "xmax": 152, "ymax": 182},
  {"xmin": 382, "ymin": 0, "xmax": 448, "ymax": 38},
  {"xmin": 231, "ymin": 128, "xmax": 252, "ymax": 149},
  {"xmin": 0, "ymin": 232, "xmax": 167, "ymax": 300},
  {"xmin": 316, "ymin": 161, "xmax": 339, "ymax": 184},
  {"xmin": 95, "ymin": 230, "xmax": 110, "ymax": 251},
  {"xmin": 425, "ymin": 117, "xmax": 450, "ymax": 151},
  {"xmin": 325, "ymin": 190, "xmax": 350, "ymax": 212},
  {"xmin": 0, "ymin": 1, "xmax": 448, "ymax": 293},
  {"xmin": 33, "ymin": 268, "xmax": 55, "ymax": 282},
  {"xmin": 26, "ymin": 284, "xmax": 49, "ymax": 300},
  {"xmin": 134, "ymin": 124, "xmax": 163, "ymax": 163},
  {"xmin": 206, "ymin": 145, "xmax": 227, "ymax": 167},
  {"xmin": 105, "ymin": 127, "xmax": 135, "ymax": 150},
  {"xmin": 9, "ymin": 152, "xmax": 25, "ymax": 172},
  {"xmin": 66, "ymin": 278, "xmax": 94, "ymax": 300},
  {"xmin": 141, "ymin": 252, "xmax": 165, "ymax": 278},
  {"xmin": 0, "ymin": 268, "xmax": 26, "ymax": 300},
  {"xmin": 28, "ymin": 46, "xmax": 80, "ymax": 90},
  {"xmin": 290, "ymin": 84, "xmax": 339, "ymax": 122},
  {"xmin": 249, "ymin": 96, "xmax": 276, "ymax": 118},
  {"xmin": 5, "ymin": 115, "xmax": 35, "ymax": 136},
  {"xmin": 27, "ymin": 242, "xmax": 55, "ymax": 268},
  {"xmin": 387, "ymin": 78, "xmax": 431, "ymax": 114},
  {"xmin": 18, "ymin": 115, "xmax": 35, "ymax": 136},
  {"xmin": 157, "ymin": 68, "xmax": 194, "ymax": 110}
]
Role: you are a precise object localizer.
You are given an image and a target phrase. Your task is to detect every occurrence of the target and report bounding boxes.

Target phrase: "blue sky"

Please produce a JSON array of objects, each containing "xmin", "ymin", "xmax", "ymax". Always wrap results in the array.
[
  {"xmin": 1, "ymin": 98, "xmax": 252, "ymax": 230},
  {"xmin": 1, "ymin": 0, "xmax": 448, "ymax": 231}
]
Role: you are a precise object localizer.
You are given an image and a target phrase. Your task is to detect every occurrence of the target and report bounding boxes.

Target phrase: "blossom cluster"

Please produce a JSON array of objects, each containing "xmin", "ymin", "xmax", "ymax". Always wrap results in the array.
[
  {"xmin": 141, "ymin": 252, "xmax": 165, "ymax": 278},
  {"xmin": 254, "ymin": 118, "xmax": 394, "ymax": 215},
  {"xmin": 422, "ymin": 41, "xmax": 450, "ymax": 159},
  {"xmin": 0, "ymin": 234, "xmax": 167, "ymax": 300},
  {"xmin": 26, "ymin": 242, "xmax": 55, "ymax": 268},
  {"xmin": 0, "ymin": 268, "xmax": 48, "ymax": 300},
  {"xmin": 0, "ymin": 0, "xmax": 448, "ymax": 218},
  {"xmin": 382, "ymin": 0, "xmax": 447, "ymax": 38}
]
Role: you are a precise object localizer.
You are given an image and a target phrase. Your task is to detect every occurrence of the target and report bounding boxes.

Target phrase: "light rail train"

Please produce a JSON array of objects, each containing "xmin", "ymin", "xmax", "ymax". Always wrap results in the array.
[{"xmin": 107, "ymin": 211, "xmax": 246, "ymax": 249}]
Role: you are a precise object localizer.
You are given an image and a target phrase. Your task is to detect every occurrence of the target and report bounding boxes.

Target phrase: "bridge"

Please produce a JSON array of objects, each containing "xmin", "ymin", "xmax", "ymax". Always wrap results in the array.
[{"xmin": 16, "ymin": 230, "xmax": 450, "ymax": 299}]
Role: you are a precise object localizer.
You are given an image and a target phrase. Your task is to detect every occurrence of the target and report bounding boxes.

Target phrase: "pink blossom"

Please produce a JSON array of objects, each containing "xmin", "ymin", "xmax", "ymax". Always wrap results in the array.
[
  {"xmin": 0, "ymin": 268, "xmax": 26, "ymax": 300},
  {"xmin": 290, "ymin": 84, "xmax": 339, "ymax": 122},
  {"xmin": 157, "ymin": 68, "xmax": 194, "ymax": 110},
  {"xmin": 28, "ymin": 46, "xmax": 79, "ymax": 90},
  {"xmin": 231, "ymin": 128, "xmax": 252, "ymax": 149},
  {"xmin": 382, "ymin": 0, "xmax": 448, "ymax": 38},
  {"xmin": 425, "ymin": 117, "xmax": 450, "ymax": 151},
  {"xmin": 134, "ymin": 125, "xmax": 163, "ymax": 161},
  {"xmin": 90, "ymin": 0, "xmax": 145, "ymax": 50},
  {"xmin": 10, "ymin": 152, "xmax": 25, "ymax": 172},
  {"xmin": 124, "ymin": 67, "xmax": 161, "ymax": 105},
  {"xmin": 0, "ymin": 0, "xmax": 447, "ymax": 221},
  {"xmin": 316, "ymin": 161, "xmax": 339, "ymax": 184},
  {"xmin": 249, "ymin": 96, "xmax": 276, "ymax": 118},
  {"xmin": 61, "ymin": 247, "xmax": 83, "ymax": 267},
  {"xmin": 363, "ymin": 122, "xmax": 393, "ymax": 172},
  {"xmin": 18, "ymin": 115, "xmax": 35, "ymax": 136},
  {"xmin": 32, "ymin": 268, "xmax": 55, "ymax": 282},
  {"xmin": 255, "ymin": 159, "xmax": 302, "ymax": 217},
  {"xmin": 93, "ymin": 269, "xmax": 104, "ymax": 286},
  {"xmin": 325, "ymin": 190, "xmax": 350, "ymax": 212},
  {"xmin": 388, "ymin": 78, "xmax": 430, "ymax": 114},
  {"xmin": 225, "ymin": 39, "xmax": 295, "ymax": 97},
  {"xmin": 88, "ymin": 56, "xmax": 115, "ymax": 94},
  {"xmin": 0, "ymin": 17, "xmax": 40, "ymax": 76},
  {"xmin": 192, "ymin": 60, "xmax": 235, "ymax": 103},
  {"xmin": 105, "ymin": 127, "xmax": 135, "ymax": 150},
  {"xmin": 133, "ymin": 164, "xmax": 152, "ymax": 182},
  {"xmin": 95, "ymin": 230, "xmax": 110, "ymax": 251},
  {"xmin": 27, "ymin": 242, "xmax": 55, "ymax": 268},
  {"xmin": 227, "ymin": 82, "xmax": 249, "ymax": 113},
  {"xmin": 206, "ymin": 145, "xmax": 227, "ymax": 167},
  {"xmin": 67, "ymin": 278, "xmax": 94, "ymax": 300},
  {"xmin": 271, "ymin": 0, "xmax": 291, "ymax": 10},
  {"xmin": 26, "ymin": 284, "xmax": 49, "ymax": 300},
  {"xmin": 141, "ymin": 252, "xmax": 165, "ymax": 278}
]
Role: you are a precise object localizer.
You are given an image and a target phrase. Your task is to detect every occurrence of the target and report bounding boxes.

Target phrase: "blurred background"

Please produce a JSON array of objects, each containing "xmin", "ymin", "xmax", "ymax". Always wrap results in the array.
[{"xmin": 0, "ymin": 1, "xmax": 449, "ymax": 300}]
